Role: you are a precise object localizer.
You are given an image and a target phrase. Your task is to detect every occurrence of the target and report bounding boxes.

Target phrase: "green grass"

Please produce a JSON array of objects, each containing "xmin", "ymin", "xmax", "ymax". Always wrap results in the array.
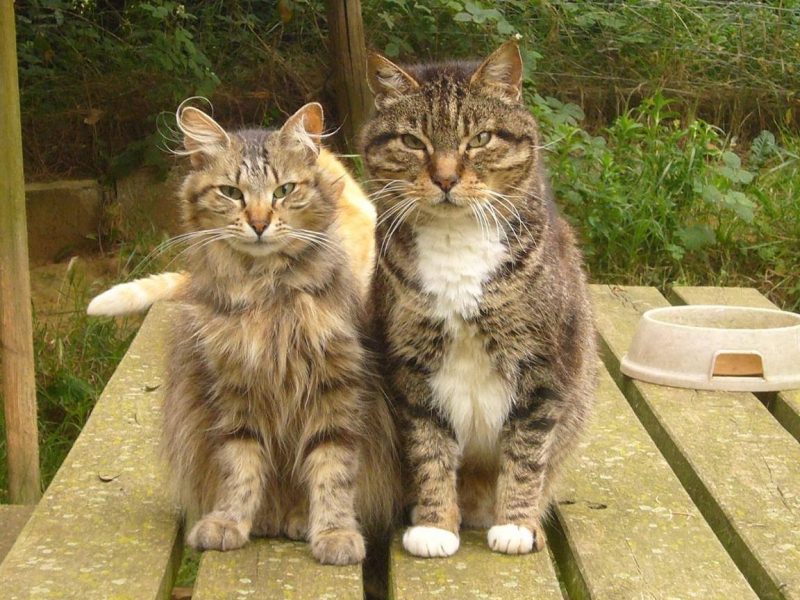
[
  {"xmin": 0, "ymin": 213, "xmax": 181, "ymax": 502},
  {"xmin": 0, "ymin": 264, "xmax": 136, "ymax": 502}
]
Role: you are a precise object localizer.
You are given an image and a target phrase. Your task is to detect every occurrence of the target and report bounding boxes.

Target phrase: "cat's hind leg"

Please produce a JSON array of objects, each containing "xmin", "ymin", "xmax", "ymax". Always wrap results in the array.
[{"xmin": 458, "ymin": 465, "xmax": 495, "ymax": 530}]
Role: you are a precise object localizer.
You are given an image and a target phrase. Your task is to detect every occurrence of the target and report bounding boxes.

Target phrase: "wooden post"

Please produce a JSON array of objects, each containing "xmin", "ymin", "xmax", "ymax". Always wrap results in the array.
[
  {"xmin": 325, "ymin": 0, "xmax": 371, "ymax": 152},
  {"xmin": 1, "ymin": 0, "xmax": 41, "ymax": 503}
]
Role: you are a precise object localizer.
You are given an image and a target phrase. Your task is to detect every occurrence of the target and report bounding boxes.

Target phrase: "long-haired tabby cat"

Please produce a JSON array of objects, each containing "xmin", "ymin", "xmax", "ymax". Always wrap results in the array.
[
  {"xmin": 360, "ymin": 40, "xmax": 596, "ymax": 557},
  {"xmin": 96, "ymin": 101, "xmax": 398, "ymax": 565}
]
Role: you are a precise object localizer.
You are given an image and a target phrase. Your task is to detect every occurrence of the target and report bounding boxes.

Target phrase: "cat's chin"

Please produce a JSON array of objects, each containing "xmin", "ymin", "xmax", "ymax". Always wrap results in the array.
[
  {"xmin": 230, "ymin": 239, "xmax": 281, "ymax": 257},
  {"xmin": 419, "ymin": 201, "xmax": 471, "ymax": 218}
]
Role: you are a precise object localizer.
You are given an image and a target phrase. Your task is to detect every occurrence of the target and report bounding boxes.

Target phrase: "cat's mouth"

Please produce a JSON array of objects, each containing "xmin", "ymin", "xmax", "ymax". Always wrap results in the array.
[
  {"xmin": 431, "ymin": 193, "xmax": 466, "ymax": 209},
  {"xmin": 231, "ymin": 237, "xmax": 280, "ymax": 256}
]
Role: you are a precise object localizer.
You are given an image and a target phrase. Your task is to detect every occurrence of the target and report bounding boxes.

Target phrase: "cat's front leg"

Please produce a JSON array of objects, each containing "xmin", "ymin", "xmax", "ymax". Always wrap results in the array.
[
  {"xmin": 402, "ymin": 401, "xmax": 461, "ymax": 558},
  {"xmin": 490, "ymin": 388, "xmax": 560, "ymax": 555},
  {"xmin": 188, "ymin": 436, "xmax": 266, "ymax": 551},
  {"xmin": 302, "ymin": 417, "xmax": 365, "ymax": 565}
]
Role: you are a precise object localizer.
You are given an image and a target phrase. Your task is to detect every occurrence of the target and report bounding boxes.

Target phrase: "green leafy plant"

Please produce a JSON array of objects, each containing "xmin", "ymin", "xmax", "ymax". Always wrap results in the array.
[{"xmin": 530, "ymin": 89, "xmax": 800, "ymax": 310}]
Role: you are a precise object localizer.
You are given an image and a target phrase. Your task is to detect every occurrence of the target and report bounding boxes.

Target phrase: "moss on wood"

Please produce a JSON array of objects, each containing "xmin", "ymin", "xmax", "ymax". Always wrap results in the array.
[{"xmin": 0, "ymin": 304, "xmax": 181, "ymax": 599}]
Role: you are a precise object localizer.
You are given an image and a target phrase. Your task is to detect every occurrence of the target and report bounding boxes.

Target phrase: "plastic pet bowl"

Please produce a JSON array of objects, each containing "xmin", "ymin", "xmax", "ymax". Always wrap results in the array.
[{"xmin": 620, "ymin": 305, "xmax": 800, "ymax": 392}]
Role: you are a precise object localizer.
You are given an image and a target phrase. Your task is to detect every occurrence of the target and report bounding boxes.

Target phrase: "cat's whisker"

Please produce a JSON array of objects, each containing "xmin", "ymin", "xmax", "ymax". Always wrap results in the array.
[
  {"xmin": 128, "ymin": 228, "xmax": 231, "ymax": 275},
  {"xmin": 370, "ymin": 190, "xmax": 412, "ymax": 204},
  {"xmin": 162, "ymin": 233, "xmax": 234, "ymax": 269},
  {"xmin": 472, "ymin": 200, "xmax": 494, "ymax": 242},
  {"xmin": 487, "ymin": 191, "xmax": 535, "ymax": 241},
  {"xmin": 370, "ymin": 188, "xmax": 415, "ymax": 205},
  {"xmin": 532, "ymin": 137, "xmax": 565, "ymax": 151},
  {"xmin": 286, "ymin": 230, "xmax": 342, "ymax": 256},
  {"xmin": 485, "ymin": 202, "xmax": 524, "ymax": 248},
  {"xmin": 368, "ymin": 180, "xmax": 410, "ymax": 199},
  {"xmin": 376, "ymin": 195, "xmax": 418, "ymax": 222},
  {"xmin": 480, "ymin": 202, "xmax": 505, "ymax": 242},
  {"xmin": 469, "ymin": 203, "xmax": 489, "ymax": 241},
  {"xmin": 377, "ymin": 197, "xmax": 417, "ymax": 226},
  {"xmin": 469, "ymin": 205, "xmax": 485, "ymax": 240},
  {"xmin": 507, "ymin": 184, "xmax": 549, "ymax": 206},
  {"xmin": 289, "ymin": 234, "xmax": 338, "ymax": 254},
  {"xmin": 380, "ymin": 200, "xmax": 417, "ymax": 257}
]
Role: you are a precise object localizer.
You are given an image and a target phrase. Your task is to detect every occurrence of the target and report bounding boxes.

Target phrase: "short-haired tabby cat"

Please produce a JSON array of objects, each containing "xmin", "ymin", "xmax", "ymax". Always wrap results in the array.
[
  {"xmin": 94, "ymin": 102, "xmax": 399, "ymax": 565},
  {"xmin": 360, "ymin": 40, "xmax": 596, "ymax": 557}
]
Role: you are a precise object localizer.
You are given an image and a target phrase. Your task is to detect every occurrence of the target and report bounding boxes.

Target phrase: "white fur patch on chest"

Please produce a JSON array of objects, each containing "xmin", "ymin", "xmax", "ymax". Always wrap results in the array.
[
  {"xmin": 415, "ymin": 216, "xmax": 508, "ymax": 320},
  {"xmin": 414, "ymin": 216, "xmax": 513, "ymax": 459}
]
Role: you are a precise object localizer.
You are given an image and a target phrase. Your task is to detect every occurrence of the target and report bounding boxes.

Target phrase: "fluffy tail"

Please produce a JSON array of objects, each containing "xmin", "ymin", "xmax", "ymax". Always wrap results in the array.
[{"xmin": 87, "ymin": 272, "xmax": 187, "ymax": 316}]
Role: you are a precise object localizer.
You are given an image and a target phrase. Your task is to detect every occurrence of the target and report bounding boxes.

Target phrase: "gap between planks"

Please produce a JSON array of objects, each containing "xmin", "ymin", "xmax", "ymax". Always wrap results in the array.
[{"xmin": 591, "ymin": 284, "xmax": 800, "ymax": 600}]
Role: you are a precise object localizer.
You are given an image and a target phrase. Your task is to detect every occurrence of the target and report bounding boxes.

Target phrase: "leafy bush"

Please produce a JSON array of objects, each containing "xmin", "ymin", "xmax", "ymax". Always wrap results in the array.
[
  {"xmin": 530, "ymin": 91, "xmax": 800, "ymax": 310},
  {"xmin": 16, "ymin": 0, "xmax": 326, "ymax": 179}
]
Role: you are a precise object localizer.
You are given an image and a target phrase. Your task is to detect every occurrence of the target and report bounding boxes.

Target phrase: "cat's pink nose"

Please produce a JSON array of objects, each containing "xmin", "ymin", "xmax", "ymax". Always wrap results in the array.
[
  {"xmin": 432, "ymin": 171, "xmax": 459, "ymax": 191},
  {"xmin": 430, "ymin": 152, "xmax": 460, "ymax": 192},
  {"xmin": 250, "ymin": 221, "xmax": 267, "ymax": 236}
]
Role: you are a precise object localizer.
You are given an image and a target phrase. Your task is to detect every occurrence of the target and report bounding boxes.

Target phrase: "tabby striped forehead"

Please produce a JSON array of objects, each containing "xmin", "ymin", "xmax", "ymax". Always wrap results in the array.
[
  {"xmin": 228, "ymin": 128, "xmax": 278, "ymax": 185},
  {"xmin": 365, "ymin": 61, "xmax": 538, "ymax": 151}
]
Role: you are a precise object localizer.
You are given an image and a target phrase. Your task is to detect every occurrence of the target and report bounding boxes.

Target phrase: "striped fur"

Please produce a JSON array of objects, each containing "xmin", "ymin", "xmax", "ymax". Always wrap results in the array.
[
  {"xmin": 157, "ymin": 103, "xmax": 397, "ymax": 565},
  {"xmin": 360, "ymin": 41, "xmax": 597, "ymax": 557}
]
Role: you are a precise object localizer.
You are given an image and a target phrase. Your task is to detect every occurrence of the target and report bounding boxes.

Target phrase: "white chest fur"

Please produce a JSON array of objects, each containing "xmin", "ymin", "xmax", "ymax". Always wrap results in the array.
[{"xmin": 414, "ymin": 216, "xmax": 513, "ymax": 459}]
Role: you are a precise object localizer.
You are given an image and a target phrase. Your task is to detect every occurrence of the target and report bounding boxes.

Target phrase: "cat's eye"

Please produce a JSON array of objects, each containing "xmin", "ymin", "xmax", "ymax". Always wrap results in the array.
[
  {"xmin": 218, "ymin": 185, "xmax": 244, "ymax": 202},
  {"xmin": 401, "ymin": 134, "xmax": 426, "ymax": 150},
  {"xmin": 468, "ymin": 132, "xmax": 492, "ymax": 148},
  {"xmin": 273, "ymin": 182, "xmax": 296, "ymax": 199}
]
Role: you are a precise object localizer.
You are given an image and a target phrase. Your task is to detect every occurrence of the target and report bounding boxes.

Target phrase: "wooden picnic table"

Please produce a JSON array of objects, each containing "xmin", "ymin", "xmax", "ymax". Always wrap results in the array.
[{"xmin": 1, "ymin": 285, "xmax": 798, "ymax": 599}]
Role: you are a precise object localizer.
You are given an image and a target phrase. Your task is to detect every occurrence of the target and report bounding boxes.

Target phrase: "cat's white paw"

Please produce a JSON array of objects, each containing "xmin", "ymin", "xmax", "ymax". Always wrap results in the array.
[
  {"xmin": 487, "ymin": 524, "xmax": 535, "ymax": 554},
  {"xmin": 402, "ymin": 526, "xmax": 459, "ymax": 558}
]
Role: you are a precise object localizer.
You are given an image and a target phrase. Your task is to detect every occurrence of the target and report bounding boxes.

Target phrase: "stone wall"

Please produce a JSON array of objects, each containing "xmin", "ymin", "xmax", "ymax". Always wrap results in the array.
[{"xmin": 25, "ymin": 169, "xmax": 182, "ymax": 265}]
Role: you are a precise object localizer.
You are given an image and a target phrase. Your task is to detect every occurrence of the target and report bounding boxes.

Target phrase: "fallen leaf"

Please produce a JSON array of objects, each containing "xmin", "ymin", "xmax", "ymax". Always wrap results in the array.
[
  {"xmin": 98, "ymin": 473, "xmax": 120, "ymax": 483},
  {"xmin": 84, "ymin": 108, "xmax": 104, "ymax": 126},
  {"xmin": 278, "ymin": 0, "xmax": 293, "ymax": 23}
]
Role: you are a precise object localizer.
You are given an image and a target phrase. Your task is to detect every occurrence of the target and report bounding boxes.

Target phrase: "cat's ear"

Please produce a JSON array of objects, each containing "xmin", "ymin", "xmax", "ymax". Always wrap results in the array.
[
  {"xmin": 367, "ymin": 53, "xmax": 419, "ymax": 108},
  {"xmin": 470, "ymin": 40, "xmax": 523, "ymax": 102},
  {"xmin": 177, "ymin": 104, "xmax": 230, "ymax": 168},
  {"xmin": 280, "ymin": 102, "xmax": 324, "ymax": 157}
]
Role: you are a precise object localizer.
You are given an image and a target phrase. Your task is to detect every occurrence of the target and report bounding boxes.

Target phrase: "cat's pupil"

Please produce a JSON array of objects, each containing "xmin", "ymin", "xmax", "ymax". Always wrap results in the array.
[
  {"xmin": 468, "ymin": 132, "xmax": 491, "ymax": 148},
  {"xmin": 401, "ymin": 134, "xmax": 425, "ymax": 150},
  {"xmin": 274, "ymin": 182, "xmax": 295, "ymax": 199}
]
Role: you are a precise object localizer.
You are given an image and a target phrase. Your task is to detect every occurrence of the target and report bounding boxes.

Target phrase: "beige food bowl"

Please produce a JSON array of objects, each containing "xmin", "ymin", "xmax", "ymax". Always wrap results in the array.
[{"xmin": 621, "ymin": 305, "xmax": 800, "ymax": 392}]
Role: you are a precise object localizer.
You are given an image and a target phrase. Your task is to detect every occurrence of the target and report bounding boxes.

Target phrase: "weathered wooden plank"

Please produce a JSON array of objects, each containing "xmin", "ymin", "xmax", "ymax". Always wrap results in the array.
[
  {"xmin": 670, "ymin": 285, "xmax": 800, "ymax": 443},
  {"xmin": 389, "ymin": 530, "xmax": 562, "ymax": 599},
  {"xmin": 591, "ymin": 284, "xmax": 800, "ymax": 600},
  {"xmin": 1, "ymin": 0, "xmax": 41, "ymax": 504},
  {"xmin": 669, "ymin": 285, "xmax": 777, "ymax": 310},
  {"xmin": 325, "ymin": 0, "xmax": 370, "ymax": 152},
  {"xmin": 0, "ymin": 505, "xmax": 33, "ymax": 563},
  {"xmin": 550, "ymin": 364, "xmax": 756, "ymax": 599},
  {"xmin": 0, "ymin": 304, "xmax": 181, "ymax": 599},
  {"xmin": 192, "ymin": 538, "xmax": 363, "ymax": 600}
]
